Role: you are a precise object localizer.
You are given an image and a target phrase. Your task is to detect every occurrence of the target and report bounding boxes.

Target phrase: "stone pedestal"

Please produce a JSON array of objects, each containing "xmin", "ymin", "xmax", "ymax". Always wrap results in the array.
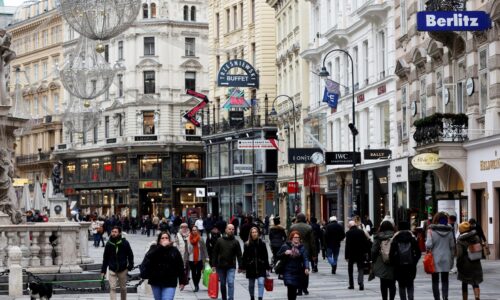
[
  {"xmin": 49, "ymin": 194, "xmax": 68, "ymax": 222},
  {"xmin": 0, "ymin": 212, "xmax": 11, "ymax": 225}
]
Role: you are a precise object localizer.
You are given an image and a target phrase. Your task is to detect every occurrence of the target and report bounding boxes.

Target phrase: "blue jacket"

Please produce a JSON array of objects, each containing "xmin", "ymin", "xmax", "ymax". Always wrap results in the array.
[{"xmin": 277, "ymin": 242, "xmax": 310, "ymax": 287}]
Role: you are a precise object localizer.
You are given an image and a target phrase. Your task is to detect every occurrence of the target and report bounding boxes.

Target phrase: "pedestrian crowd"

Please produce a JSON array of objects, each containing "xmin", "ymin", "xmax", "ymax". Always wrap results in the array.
[{"xmin": 98, "ymin": 211, "xmax": 487, "ymax": 300}]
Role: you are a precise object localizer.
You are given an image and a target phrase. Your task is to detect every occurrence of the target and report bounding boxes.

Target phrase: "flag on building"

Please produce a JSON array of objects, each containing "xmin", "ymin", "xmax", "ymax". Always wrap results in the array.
[{"xmin": 323, "ymin": 79, "xmax": 340, "ymax": 109}]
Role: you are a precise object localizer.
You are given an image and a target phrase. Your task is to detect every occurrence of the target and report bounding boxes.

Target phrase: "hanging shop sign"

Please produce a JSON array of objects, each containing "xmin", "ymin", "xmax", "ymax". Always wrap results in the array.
[
  {"xmin": 183, "ymin": 89, "xmax": 209, "ymax": 127},
  {"xmin": 324, "ymin": 151, "xmax": 361, "ymax": 165},
  {"xmin": 229, "ymin": 111, "xmax": 244, "ymax": 127},
  {"xmin": 238, "ymin": 139, "xmax": 275, "ymax": 149},
  {"xmin": 288, "ymin": 148, "xmax": 323, "ymax": 164},
  {"xmin": 364, "ymin": 149, "xmax": 391, "ymax": 160},
  {"xmin": 195, "ymin": 188, "xmax": 205, "ymax": 197},
  {"xmin": 411, "ymin": 153, "xmax": 444, "ymax": 171},
  {"xmin": 287, "ymin": 182, "xmax": 299, "ymax": 193},
  {"xmin": 223, "ymin": 88, "xmax": 250, "ymax": 110},
  {"xmin": 466, "ymin": 78, "xmax": 474, "ymax": 96},
  {"xmin": 217, "ymin": 59, "xmax": 259, "ymax": 88},
  {"xmin": 417, "ymin": 11, "xmax": 491, "ymax": 32}
]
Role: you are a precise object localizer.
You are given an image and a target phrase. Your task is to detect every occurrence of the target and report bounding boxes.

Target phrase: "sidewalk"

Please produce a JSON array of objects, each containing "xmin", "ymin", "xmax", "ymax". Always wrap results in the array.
[{"xmin": 9, "ymin": 232, "xmax": 500, "ymax": 299}]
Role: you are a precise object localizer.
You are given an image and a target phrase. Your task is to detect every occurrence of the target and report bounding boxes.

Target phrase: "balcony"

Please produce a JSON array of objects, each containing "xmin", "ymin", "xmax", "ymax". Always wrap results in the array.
[
  {"xmin": 202, "ymin": 115, "xmax": 277, "ymax": 136},
  {"xmin": 413, "ymin": 113, "xmax": 468, "ymax": 147},
  {"xmin": 16, "ymin": 151, "xmax": 52, "ymax": 165}
]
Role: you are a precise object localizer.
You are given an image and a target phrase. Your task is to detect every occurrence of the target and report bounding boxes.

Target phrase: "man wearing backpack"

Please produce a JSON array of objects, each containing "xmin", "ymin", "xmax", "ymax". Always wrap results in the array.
[
  {"xmin": 390, "ymin": 221, "xmax": 421, "ymax": 300},
  {"xmin": 371, "ymin": 220, "xmax": 396, "ymax": 300}
]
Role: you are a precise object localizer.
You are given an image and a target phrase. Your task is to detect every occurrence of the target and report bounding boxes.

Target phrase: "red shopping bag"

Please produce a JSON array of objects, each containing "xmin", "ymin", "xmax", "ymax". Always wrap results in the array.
[
  {"xmin": 264, "ymin": 277, "xmax": 274, "ymax": 291},
  {"xmin": 423, "ymin": 252, "xmax": 435, "ymax": 274},
  {"xmin": 208, "ymin": 272, "xmax": 219, "ymax": 299}
]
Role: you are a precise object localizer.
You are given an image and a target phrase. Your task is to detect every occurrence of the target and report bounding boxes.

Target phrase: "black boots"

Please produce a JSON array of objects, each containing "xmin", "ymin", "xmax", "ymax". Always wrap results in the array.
[{"xmin": 331, "ymin": 265, "xmax": 337, "ymax": 274}]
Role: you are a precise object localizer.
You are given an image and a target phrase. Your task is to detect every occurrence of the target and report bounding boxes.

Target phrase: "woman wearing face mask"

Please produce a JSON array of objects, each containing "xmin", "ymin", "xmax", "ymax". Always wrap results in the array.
[
  {"xmin": 242, "ymin": 227, "xmax": 271, "ymax": 300},
  {"xmin": 187, "ymin": 225, "xmax": 209, "ymax": 292},
  {"xmin": 276, "ymin": 231, "xmax": 310, "ymax": 300},
  {"xmin": 146, "ymin": 231, "xmax": 187, "ymax": 300}
]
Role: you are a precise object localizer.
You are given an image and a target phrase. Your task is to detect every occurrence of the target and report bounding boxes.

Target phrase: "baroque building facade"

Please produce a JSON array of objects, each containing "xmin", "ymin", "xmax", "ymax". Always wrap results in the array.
[
  {"xmin": 53, "ymin": 0, "xmax": 210, "ymax": 219},
  {"xmin": 204, "ymin": 0, "xmax": 277, "ymax": 219},
  {"xmin": 394, "ymin": 0, "xmax": 500, "ymax": 258}
]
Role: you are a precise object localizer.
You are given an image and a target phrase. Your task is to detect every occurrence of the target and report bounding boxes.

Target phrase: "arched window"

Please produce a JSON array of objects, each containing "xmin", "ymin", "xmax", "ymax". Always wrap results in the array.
[
  {"xmin": 143, "ymin": 3, "xmax": 149, "ymax": 18},
  {"xmin": 151, "ymin": 3, "xmax": 157, "ymax": 18},
  {"xmin": 183, "ymin": 5, "xmax": 189, "ymax": 21},
  {"xmin": 190, "ymin": 6, "xmax": 196, "ymax": 21}
]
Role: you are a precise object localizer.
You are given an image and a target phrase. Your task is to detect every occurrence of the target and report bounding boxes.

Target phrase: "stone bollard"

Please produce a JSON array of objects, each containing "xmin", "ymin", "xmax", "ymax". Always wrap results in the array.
[{"xmin": 8, "ymin": 246, "xmax": 23, "ymax": 297}]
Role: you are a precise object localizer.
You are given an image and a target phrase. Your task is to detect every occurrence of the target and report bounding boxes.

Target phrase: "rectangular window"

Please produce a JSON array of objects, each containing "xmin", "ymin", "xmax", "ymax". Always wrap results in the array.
[
  {"xmin": 185, "ymin": 123, "xmax": 196, "ymax": 135},
  {"xmin": 42, "ymin": 61, "xmax": 47, "ymax": 78},
  {"xmin": 93, "ymin": 125, "xmax": 98, "ymax": 144},
  {"xmin": 140, "ymin": 155, "xmax": 161, "ymax": 179},
  {"xmin": 143, "ymin": 71, "xmax": 155, "ymax": 94},
  {"xmin": 436, "ymin": 69, "xmax": 443, "ymax": 113},
  {"xmin": 118, "ymin": 74, "xmax": 123, "ymax": 97},
  {"xmin": 363, "ymin": 40, "xmax": 369, "ymax": 85},
  {"xmin": 240, "ymin": 3, "xmax": 244, "ymax": 28},
  {"xmin": 215, "ymin": 13, "xmax": 220, "ymax": 38},
  {"xmin": 90, "ymin": 158, "xmax": 100, "ymax": 181},
  {"xmin": 42, "ymin": 30, "xmax": 48, "ymax": 47},
  {"xmin": 53, "ymin": 94, "xmax": 59, "ymax": 113},
  {"xmin": 117, "ymin": 114, "xmax": 123, "ymax": 136},
  {"xmin": 233, "ymin": 6, "xmax": 237, "ymax": 30},
  {"xmin": 116, "ymin": 157, "xmax": 127, "ymax": 179},
  {"xmin": 104, "ymin": 44, "xmax": 109, "ymax": 62},
  {"xmin": 118, "ymin": 41, "xmax": 123, "ymax": 60},
  {"xmin": 33, "ymin": 33, "xmax": 39, "ymax": 49},
  {"xmin": 334, "ymin": 57, "xmax": 340, "ymax": 83},
  {"xmin": 42, "ymin": 95, "xmax": 47, "ymax": 115},
  {"xmin": 381, "ymin": 102, "xmax": 390, "ymax": 147},
  {"xmin": 226, "ymin": 9, "xmax": 230, "ymax": 32},
  {"xmin": 105, "ymin": 116, "xmax": 110, "ymax": 138},
  {"xmin": 401, "ymin": 0, "xmax": 407, "ymax": 35},
  {"xmin": 80, "ymin": 159, "xmax": 89, "ymax": 181},
  {"xmin": 401, "ymin": 85, "xmax": 408, "ymax": 139},
  {"xmin": 353, "ymin": 46, "xmax": 359, "ymax": 90},
  {"xmin": 378, "ymin": 30, "xmax": 386, "ymax": 79},
  {"xmin": 181, "ymin": 154, "xmax": 201, "ymax": 178},
  {"xmin": 65, "ymin": 161, "xmax": 76, "ymax": 183},
  {"xmin": 103, "ymin": 157, "xmax": 114, "ymax": 181},
  {"xmin": 144, "ymin": 37, "xmax": 155, "ymax": 56},
  {"xmin": 185, "ymin": 71, "xmax": 196, "ymax": 91},
  {"xmin": 479, "ymin": 48, "xmax": 488, "ymax": 114},
  {"xmin": 34, "ymin": 95, "xmax": 39, "ymax": 116},
  {"xmin": 251, "ymin": 0, "xmax": 255, "ymax": 23},
  {"xmin": 34, "ymin": 64, "xmax": 38, "ymax": 81},
  {"xmin": 420, "ymin": 77, "xmax": 427, "ymax": 118},
  {"xmin": 185, "ymin": 37, "xmax": 195, "ymax": 56},
  {"xmin": 251, "ymin": 43, "xmax": 256, "ymax": 66},
  {"xmin": 53, "ymin": 57, "xmax": 59, "ymax": 74},
  {"xmin": 143, "ymin": 111, "xmax": 155, "ymax": 135}
]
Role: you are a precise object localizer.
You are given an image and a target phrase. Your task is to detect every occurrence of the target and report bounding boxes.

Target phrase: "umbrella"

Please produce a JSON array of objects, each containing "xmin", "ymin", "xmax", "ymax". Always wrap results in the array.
[
  {"xmin": 21, "ymin": 184, "xmax": 31, "ymax": 211},
  {"xmin": 44, "ymin": 180, "xmax": 53, "ymax": 207},
  {"xmin": 33, "ymin": 181, "xmax": 43, "ymax": 211}
]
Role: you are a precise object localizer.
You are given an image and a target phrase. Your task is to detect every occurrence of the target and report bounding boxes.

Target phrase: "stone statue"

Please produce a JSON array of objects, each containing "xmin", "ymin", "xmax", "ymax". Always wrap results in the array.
[
  {"xmin": 0, "ymin": 29, "xmax": 16, "ymax": 106},
  {"xmin": 0, "ymin": 148, "xmax": 22, "ymax": 224},
  {"xmin": 51, "ymin": 161, "xmax": 63, "ymax": 195}
]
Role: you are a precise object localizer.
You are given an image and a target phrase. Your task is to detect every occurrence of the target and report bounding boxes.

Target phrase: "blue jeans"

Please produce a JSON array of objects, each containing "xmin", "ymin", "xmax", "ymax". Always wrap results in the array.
[
  {"xmin": 151, "ymin": 286, "xmax": 176, "ymax": 300},
  {"xmin": 326, "ymin": 246, "xmax": 340, "ymax": 266},
  {"xmin": 216, "ymin": 268, "xmax": 236, "ymax": 300},
  {"xmin": 248, "ymin": 277, "xmax": 265, "ymax": 298}
]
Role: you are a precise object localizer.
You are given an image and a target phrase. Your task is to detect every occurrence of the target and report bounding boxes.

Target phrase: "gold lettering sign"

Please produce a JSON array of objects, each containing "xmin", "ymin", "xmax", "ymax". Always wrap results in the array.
[
  {"xmin": 480, "ymin": 158, "xmax": 500, "ymax": 171},
  {"xmin": 411, "ymin": 153, "xmax": 444, "ymax": 171}
]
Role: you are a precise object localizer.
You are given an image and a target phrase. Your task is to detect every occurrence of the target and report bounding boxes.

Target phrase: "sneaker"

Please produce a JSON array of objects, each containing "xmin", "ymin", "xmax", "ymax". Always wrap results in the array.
[
  {"xmin": 303, "ymin": 289, "xmax": 309, "ymax": 295},
  {"xmin": 348, "ymin": 286, "xmax": 354, "ymax": 290},
  {"xmin": 359, "ymin": 285, "xmax": 364, "ymax": 291}
]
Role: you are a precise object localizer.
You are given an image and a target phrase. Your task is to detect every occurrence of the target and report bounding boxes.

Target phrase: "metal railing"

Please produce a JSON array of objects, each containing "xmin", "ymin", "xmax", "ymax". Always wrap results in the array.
[
  {"xmin": 16, "ymin": 152, "xmax": 52, "ymax": 165},
  {"xmin": 413, "ymin": 113, "xmax": 468, "ymax": 146},
  {"xmin": 202, "ymin": 114, "xmax": 277, "ymax": 135}
]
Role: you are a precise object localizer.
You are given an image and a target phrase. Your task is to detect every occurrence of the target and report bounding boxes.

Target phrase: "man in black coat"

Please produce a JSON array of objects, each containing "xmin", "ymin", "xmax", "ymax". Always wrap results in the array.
[
  {"xmin": 325, "ymin": 216, "xmax": 345, "ymax": 274},
  {"xmin": 345, "ymin": 220, "xmax": 370, "ymax": 291},
  {"xmin": 101, "ymin": 226, "xmax": 134, "ymax": 300}
]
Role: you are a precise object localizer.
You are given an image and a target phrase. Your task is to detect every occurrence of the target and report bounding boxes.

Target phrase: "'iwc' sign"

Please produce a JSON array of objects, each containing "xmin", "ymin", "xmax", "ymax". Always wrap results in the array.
[{"xmin": 411, "ymin": 153, "xmax": 444, "ymax": 171}]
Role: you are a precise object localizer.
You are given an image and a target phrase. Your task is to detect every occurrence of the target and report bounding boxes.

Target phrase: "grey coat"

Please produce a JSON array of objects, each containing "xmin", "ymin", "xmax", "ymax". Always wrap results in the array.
[
  {"xmin": 371, "ymin": 230, "xmax": 395, "ymax": 280},
  {"xmin": 425, "ymin": 224, "xmax": 455, "ymax": 272}
]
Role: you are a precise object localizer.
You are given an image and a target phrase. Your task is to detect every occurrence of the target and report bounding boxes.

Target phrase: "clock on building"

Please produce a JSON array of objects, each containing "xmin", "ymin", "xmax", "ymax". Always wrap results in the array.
[{"xmin": 311, "ymin": 152, "xmax": 324, "ymax": 165}]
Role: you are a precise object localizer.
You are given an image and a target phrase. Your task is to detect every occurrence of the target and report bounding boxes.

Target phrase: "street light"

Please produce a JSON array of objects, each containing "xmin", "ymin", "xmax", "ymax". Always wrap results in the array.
[
  {"xmin": 270, "ymin": 95, "xmax": 297, "ymax": 228},
  {"xmin": 319, "ymin": 49, "xmax": 359, "ymax": 218}
]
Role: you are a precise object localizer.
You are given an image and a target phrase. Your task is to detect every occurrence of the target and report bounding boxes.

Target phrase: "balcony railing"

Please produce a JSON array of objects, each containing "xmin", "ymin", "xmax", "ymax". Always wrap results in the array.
[
  {"xmin": 16, "ymin": 151, "xmax": 52, "ymax": 165},
  {"xmin": 413, "ymin": 113, "xmax": 468, "ymax": 147},
  {"xmin": 202, "ymin": 115, "xmax": 277, "ymax": 136}
]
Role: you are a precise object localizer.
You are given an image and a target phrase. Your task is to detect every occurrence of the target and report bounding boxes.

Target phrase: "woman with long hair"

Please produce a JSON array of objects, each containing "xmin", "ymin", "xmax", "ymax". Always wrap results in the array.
[
  {"xmin": 187, "ymin": 225, "xmax": 208, "ymax": 292},
  {"xmin": 276, "ymin": 230, "xmax": 310, "ymax": 300},
  {"xmin": 426, "ymin": 212, "xmax": 455, "ymax": 300},
  {"xmin": 145, "ymin": 231, "xmax": 187, "ymax": 300},
  {"xmin": 242, "ymin": 227, "xmax": 271, "ymax": 300},
  {"xmin": 372, "ymin": 220, "xmax": 396, "ymax": 300}
]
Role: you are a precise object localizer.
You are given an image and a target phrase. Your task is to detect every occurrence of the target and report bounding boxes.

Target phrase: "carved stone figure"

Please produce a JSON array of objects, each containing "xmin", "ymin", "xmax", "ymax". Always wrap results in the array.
[
  {"xmin": 0, "ymin": 29, "xmax": 16, "ymax": 106},
  {"xmin": 0, "ymin": 149, "xmax": 22, "ymax": 224},
  {"xmin": 52, "ymin": 161, "xmax": 63, "ymax": 195}
]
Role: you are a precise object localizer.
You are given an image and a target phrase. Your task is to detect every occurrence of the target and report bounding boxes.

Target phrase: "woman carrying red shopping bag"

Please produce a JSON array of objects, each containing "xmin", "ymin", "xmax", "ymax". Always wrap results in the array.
[{"xmin": 241, "ymin": 227, "xmax": 271, "ymax": 300}]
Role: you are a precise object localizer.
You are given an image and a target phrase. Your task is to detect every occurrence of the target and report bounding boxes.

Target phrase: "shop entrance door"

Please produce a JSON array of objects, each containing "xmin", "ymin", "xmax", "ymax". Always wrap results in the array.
[
  {"xmin": 139, "ymin": 189, "xmax": 161, "ymax": 218},
  {"xmin": 474, "ymin": 189, "xmax": 488, "ymax": 241}
]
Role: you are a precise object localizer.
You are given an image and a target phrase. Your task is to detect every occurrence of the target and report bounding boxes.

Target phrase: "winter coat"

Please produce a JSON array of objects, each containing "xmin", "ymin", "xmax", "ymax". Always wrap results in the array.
[
  {"xmin": 240, "ymin": 222, "xmax": 253, "ymax": 242},
  {"xmin": 389, "ymin": 230, "xmax": 421, "ymax": 282},
  {"xmin": 212, "ymin": 235, "xmax": 243, "ymax": 270},
  {"xmin": 146, "ymin": 245, "xmax": 188, "ymax": 288},
  {"xmin": 101, "ymin": 236, "xmax": 134, "ymax": 274},
  {"xmin": 425, "ymin": 224, "xmax": 455, "ymax": 272},
  {"xmin": 345, "ymin": 226, "xmax": 370, "ymax": 262},
  {"xmin": 174, "ymin": 232, "xmax": 190, "ymax": 264},
  {"xmin": 311, "ymin": 223, "xmax": 322, "ymax": 255},
  {"xmin": 187, "ymin": 236, "xmax": 209, "ymax": 262},
  {"xmin": 456, "ymin": 230, "xmax": 483, "ymax": 285},
  {"xmin": 371, "ymin": 230, "xmax": 395, "ymax": 280},
  {"xmin": 206, "ymin": 231, "xmax": 221, "ymax": 267},
  {"xmin": 276, "ymin": 242, "xmax": 310, "ymax": 287},
  {"xmin": 325, "ymin": 221, "xmax": 345, "ymax": 249},
  {"xmin": 242, "ymin": 239, "xmax": 270, "ymax": 278},
  {"xmin": 269, "ymin": 225, "xmax": 287, "ymax": 249},
  {"xmin": 290, "ymin": 222, "xmax": 316, "ymax": 259}
]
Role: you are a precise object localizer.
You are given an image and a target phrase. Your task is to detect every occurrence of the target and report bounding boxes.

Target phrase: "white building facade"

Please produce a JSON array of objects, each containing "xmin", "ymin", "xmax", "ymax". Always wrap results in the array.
[
  {"xmin": 302, "ymin": 0, "xmax": 397, "ymax": 224},
  {"xmin": 54, "ymin": 0, "xmax": 210, "ymax": 219}
]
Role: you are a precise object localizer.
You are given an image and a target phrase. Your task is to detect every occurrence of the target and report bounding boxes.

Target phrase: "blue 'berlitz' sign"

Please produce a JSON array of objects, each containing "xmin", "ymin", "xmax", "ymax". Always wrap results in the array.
[{"xmin": 417, "ymin": 11, "xmax": 491, "ymax": 32}]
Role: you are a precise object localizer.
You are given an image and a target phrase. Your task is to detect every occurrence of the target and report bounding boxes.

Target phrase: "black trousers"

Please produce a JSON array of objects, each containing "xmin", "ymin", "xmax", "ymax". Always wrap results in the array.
[
  {"xmin": 189, "ymin": 261, "xmax": 203, "ymax": 287},
  {"xmin": 287, "ymin": 285, "xmax": 297, "ymax": 300},
  {"xmin": 398, "ymin": 280, "xmax": 415, "ymax": 300},
  {"xmin": 380, "ymin": 278, "xmax": 396, "ymax": 300},
  {"xmin": 347, "ymin": 260, "xmax": 364, "ymax": 287},
  {"xmin": 431, "ymin": 272, "xmax": 449, "ymax": 300}
]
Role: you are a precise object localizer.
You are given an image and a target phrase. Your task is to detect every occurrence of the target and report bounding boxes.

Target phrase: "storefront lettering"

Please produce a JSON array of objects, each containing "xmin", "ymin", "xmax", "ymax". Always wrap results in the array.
[{"xmin": 480, "ymin": 158, "xmax": 500, "ymax": 171}]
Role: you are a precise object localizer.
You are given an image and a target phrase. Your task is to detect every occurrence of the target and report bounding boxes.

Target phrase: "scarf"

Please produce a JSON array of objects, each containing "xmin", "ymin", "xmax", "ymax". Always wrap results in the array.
[
  {"xmin": 189, "ymin": 233, "xmax": 201, "ymax": 263},
  {"xmin": 290, "ymin": 243, "xmax": 301, "ymax": 257}
]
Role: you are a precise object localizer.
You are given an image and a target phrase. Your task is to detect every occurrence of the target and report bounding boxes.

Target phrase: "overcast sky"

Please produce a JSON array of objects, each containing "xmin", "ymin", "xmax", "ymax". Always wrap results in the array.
[{"xmin": 4, "ymin": 0, "xmax": 25, "ymax": 7}]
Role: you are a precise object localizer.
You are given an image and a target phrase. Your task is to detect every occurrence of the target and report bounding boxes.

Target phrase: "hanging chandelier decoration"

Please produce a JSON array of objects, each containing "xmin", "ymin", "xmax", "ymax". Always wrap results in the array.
[
  {"xmin": 60, "ymin": 37, "xmax": 124, "ymax": 100},
  {"xmin": 59, "ymin": 0, "xmax": 141, "ymax": 41},
  {"xmin": 62, "ymin": 96, "xmax": 102, "ymax": 134}
]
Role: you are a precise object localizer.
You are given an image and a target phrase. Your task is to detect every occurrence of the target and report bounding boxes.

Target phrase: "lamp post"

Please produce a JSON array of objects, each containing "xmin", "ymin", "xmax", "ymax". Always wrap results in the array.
[
  {"xmin": 318, "ymin": 49, "xmax": 359, "ymax": 218},
  {"xmin": 270, "ymin": 95, "xmax": 296, "ymax": 229}
]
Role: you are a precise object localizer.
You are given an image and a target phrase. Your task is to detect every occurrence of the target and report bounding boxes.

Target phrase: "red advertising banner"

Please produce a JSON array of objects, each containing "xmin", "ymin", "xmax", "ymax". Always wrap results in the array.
[{"xmin": 287, "ymin": 182, "xmax": 299, "ymax": 194}]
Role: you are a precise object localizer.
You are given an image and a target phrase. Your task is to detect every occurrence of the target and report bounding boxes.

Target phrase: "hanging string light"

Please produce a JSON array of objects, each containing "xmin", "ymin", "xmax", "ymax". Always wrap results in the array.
[{"xmin": 62, "ymin": 96, "xmax": 102, "ymax": 134}]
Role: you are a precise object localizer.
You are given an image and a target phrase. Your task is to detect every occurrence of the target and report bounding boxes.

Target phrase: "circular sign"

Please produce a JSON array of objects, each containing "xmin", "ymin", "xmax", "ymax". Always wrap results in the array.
[
  {"xmin": 444, "ymin": 88, "xmax": 450, "ymax": 105},
  {"xmin": 411, "ymin": 153, "xmax": 444, "ymax": 171},
  {"xmin": 54, "ymin": 205, "xmax": 62, "ymax": 214},
  {"xmin": 311, "ymin": 152, "xmax": 324, "ymax": 165},
  {"xmin": 466, "ymin": 78, "xmax": 474, "ymax": 96},
  {"xmin": 411, "ymin": 101, "xmax": 417, "ymax": 116}
]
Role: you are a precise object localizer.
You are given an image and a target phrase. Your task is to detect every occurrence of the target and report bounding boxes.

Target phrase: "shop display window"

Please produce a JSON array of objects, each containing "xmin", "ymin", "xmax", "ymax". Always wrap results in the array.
[
  {"xmin": 65, "ymin": 161, "xmax": 76, "ymax": 183},
  {"xmin": 116, "ymin": 157, "xmax": 127, "ymax": 180},
  {"xmin": 143, "ymin": 111, "xmax": 155, "ymax": 135},
  {"xmin": 80, "ymin": 159, "xmax": 89, "ymax": 182},
  {"xmin": 181, "ymin": 154, "xmax": 201, "ymax": 178},
  {"xmin": 91, "ymin": 158, "xmax": 100, "ymax": 182},
  {"xmin": 103, "ymin": 157, "xmax": 114, "ymax": 181},
  {"xmin": 140, "ymin": 156, "xmax": 161, "ymax": 179}
]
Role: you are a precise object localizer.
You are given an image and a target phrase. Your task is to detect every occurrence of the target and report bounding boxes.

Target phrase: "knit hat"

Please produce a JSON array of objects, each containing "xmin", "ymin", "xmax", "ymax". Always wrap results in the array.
[
  {"xmin": 398, "ymin": 221, "xmax": 410, "ymax": 231},
  {"xmin": 382, "ymin": 215, "xmax": 395, "ymax": 226},
  {"xmin": 329, "ymin": 216, "xmax": 337, "ymax": 222},
  {"xmin": 459, "ymin": 221, "xmax": 471, "ymax": 234}
]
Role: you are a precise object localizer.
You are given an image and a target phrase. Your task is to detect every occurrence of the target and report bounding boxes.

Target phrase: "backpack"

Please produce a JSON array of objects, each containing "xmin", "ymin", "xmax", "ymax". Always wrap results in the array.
[
  {"xmin": 397, "ymin": 241, "xmax": 414, "ymax": 265},
  {"xmin": 380, "ymin": 239, "xmax": 392, "ymax": 264}
]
